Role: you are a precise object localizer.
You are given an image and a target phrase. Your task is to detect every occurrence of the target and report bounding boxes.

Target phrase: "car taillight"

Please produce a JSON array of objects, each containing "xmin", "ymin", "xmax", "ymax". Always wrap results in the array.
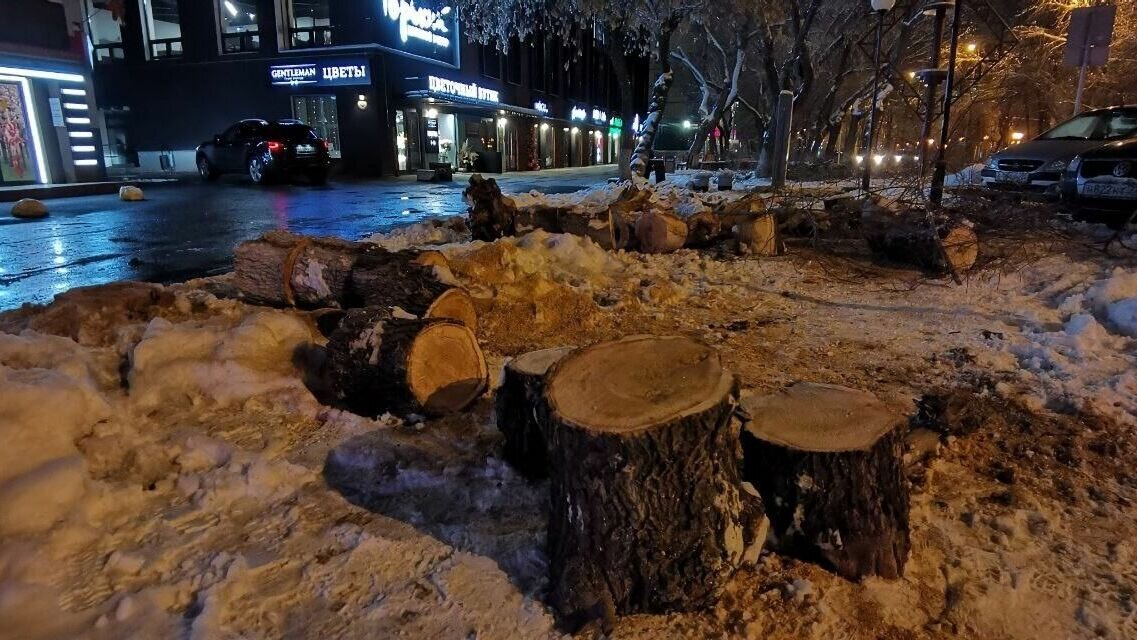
[
  {"xmin": 266, "ymin": 141, "xmax": 283, "ymax": 152},
  {"xmin": 317, "ymin": 139, "xmax": 328, "ymax": 151}
]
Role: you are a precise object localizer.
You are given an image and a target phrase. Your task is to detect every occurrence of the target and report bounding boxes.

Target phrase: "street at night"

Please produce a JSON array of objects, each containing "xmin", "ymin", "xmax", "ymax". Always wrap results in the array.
[{"xmin": 0, "ymin": 166, "xmax": 617, "ymax": 309}]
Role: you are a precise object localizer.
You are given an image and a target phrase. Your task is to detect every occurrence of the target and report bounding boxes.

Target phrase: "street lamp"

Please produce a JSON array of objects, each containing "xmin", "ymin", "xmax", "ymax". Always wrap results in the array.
[{"xmin": 861, "ymin": 0, "xmax": 896, "ymax": 192}]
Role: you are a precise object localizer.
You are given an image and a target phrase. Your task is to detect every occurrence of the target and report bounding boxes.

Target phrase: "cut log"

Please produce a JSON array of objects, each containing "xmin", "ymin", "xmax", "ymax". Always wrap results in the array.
[
  {"xmin": 684, "ymin": 210, "xmax": 722, "ymax": 247},
  {"xmin": 863, "ymin": 210, "xmax": 978, "ymax": 275},
  {"xmin": 739, "ymin": 382, "xmax": 910, "ymax": 580},
  {"xmin": 348, "ymin": 249, "xmax": 477, "ymax": 331},
  {"xmin": 543, "ymin": 335, "xmax": 756, "ymax": 625},
  {"xmin": 493, "ymin": 346, "xmax": 575, "ymax": 479},
  {"xmin": 735, "ymin": 213, "xmax": 780, "ymax": 256},
  {"xmin": 233, "ymin": 231, "xmax": 363, "ymax": 307},
  {"xmin": 635, "ymin": 210, "xmax": 688, "ymax": 253},
  {"xmin": 325, "ymin": 307, "xmax": 488, "ymax": 417}
]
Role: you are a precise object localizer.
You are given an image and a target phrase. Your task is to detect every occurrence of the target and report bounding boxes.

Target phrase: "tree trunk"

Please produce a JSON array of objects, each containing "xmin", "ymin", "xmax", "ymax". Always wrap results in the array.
[
  {"xmin": 544, "ymin": 335, "xmax": 759, "ymax": 627},
  {"xmin": 739, "ymin": 382, "xmax": 910, "ymax": 580},
  {"xmin": 863, "ymin": 208, "xmax": 979, "ymax": 275},
  {"xmin": 465, "ymin": 174, "xmax": 516, "ymax": 240},
  {"xmin": 635, "ymin": 210, "xmax": 688, "ymax": 253},
  {"xmin": 607, "ymin": 41, "xmax": 637, "ymax": 181},
  {"xmin": 233, "ymin": 231, "xmax": 363, "ymax": 308},
  {"xmin": 349, "ymin": 249, "xmax": 477, "ymax": 330},
  {"xmin": 493, "ymin": 346, "xmax": 576, "ymax": 480},
  {"xmin": 326, "ymin": 308, "xmax": 488, "ymax": 418},
  {"xmin": 735, "ymin": 213, "xmax": 780, "ymax": 256},
  {"xmin": 630, "ymin": 14, "xmax": 683, "ymax": 177}
]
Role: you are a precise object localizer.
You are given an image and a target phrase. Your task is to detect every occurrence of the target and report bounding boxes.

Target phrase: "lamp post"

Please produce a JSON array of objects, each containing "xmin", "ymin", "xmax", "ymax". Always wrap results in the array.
[{"xmin": 861, "ymin": 0, "xmax": 896, "ymax": 193}]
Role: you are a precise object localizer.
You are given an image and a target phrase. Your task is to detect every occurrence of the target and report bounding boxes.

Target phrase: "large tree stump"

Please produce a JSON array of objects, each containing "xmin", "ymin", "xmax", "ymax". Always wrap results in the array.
[
  {"xmin": 348, "ymin": 249, "xmax": 477, "ymax": 331},
  {"xmin": 735, "ymin": 213, "xmax": 780, "ymax": 256},
  {"xmin": 635, "ymin": 211, "xmax": 688, "ymax": 253},
  {"xmin": 863, "ymin": 209, "xmax": 978, "ymax": 275},
  {"xmin": 326, "ymin": 308, "xmax": 488, "ymax": 417},
  {"xmin": 740, "ymin": 382, "xmax": 910, "ymax": 580},
  {"xmin": 465, "ymin": 174, "xmax": 517, "ymax": 241},
  {"xmin": 233, "ymin": 231, "xmax": 363, "ymax": 307},
  {"xmin": 543, "ymin": 335, "xmax": 754, "ymax": 626},
  {"xmin": 493, "ymin": 346, "xmax": 575, "ymax": 479}
]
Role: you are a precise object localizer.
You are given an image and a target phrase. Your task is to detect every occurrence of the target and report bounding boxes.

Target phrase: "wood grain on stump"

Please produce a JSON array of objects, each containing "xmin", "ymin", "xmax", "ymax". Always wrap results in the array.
[
  {"xmin": 493, "ymin": 346, "xmax": 575, "ymax": 479},
  {"xmin": 740, "ymin": 382, "xmax": 910, "ymax": 580},
  {"xmin": 634, "ymin": 211, "xmax": 688, "ymax": 253},
  {"xmin": 543, "ymin": 335, "xmax": 753, "ymax": 626},
  {"xmin": 348, "ymin": 249, "xmax": 477, "ymax": 331},
  {"xmin": 326, "ymin": 308, "xmax": 488, "ymax": 417}
]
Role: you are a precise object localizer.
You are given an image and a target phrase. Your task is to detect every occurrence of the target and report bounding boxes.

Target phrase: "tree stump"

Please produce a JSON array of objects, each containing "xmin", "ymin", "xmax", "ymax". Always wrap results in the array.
[
  {"xmin": 493, "ymin": 346, "xmax": 575, "ymax": 479},
  {"xmin": 544, "ymin": 335, "xmax": 752, "ymax": 625},
  {"xmin": 465, "ymin": 174, "xmax": 516, "ymax": 240},
  {"xmin": 735, "ymin": 214, "xmax": 780, "ymax": 256},
  {"xmin": 348, "ymin": 249, "xmax": 477, "ymax": 331},
  {"xmin": 325, "ymin": 308, "xmax": 488, "ymax": 417},
  {"xmin": 635, "ymin": 211, "xmax": 688, "ymax": 253},
  {"xmin": 233, "ymin": 231, "xmax": 363, "ymax": 307},
  {"xmin": 739, "ymin": 382, "xmax": 910, "ymax": 580}
]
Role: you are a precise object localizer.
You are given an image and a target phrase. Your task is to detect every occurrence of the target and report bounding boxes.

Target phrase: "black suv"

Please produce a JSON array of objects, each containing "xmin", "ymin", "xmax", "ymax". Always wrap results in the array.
[{"xmin": 196, "ymin": 119, "xmax": 331, "ymax": 185}]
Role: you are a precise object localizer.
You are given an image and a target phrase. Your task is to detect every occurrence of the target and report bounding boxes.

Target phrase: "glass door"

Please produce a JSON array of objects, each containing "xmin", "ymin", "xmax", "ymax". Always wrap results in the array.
[{"xmin": 290, "ymin": 95, "xmax": 340, "ymax": 158}]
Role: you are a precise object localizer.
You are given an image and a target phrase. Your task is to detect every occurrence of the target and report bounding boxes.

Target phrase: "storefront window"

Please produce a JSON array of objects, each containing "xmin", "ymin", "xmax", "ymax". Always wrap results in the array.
[
  {"xmin": 84, "ymin": 0, "xmax": 125, "ymax": 62},
  {"xmin": 280, "ymin": 0, "xmax": 332, "ymax": 49},
  {"xmin": 395, "ymin": 111, "xmax": 408, "ymax": 172},
  {"xmin": 142, "ymin": 0, "xmax": 183, "ymax": 58},
  {"xmin": 437, "ymin": 113, "xmax": 457, "ymax": 168},
  {"xmin": 0, "ymin": 79, "xmax": 41, "ymax": 184},
  {"xmin": 290, "ymin": 95, "xmax": 340, "ymax": 158},
  {"xmin": 217, "ymin": 0, "xmax": 260, "ymax": 53}
]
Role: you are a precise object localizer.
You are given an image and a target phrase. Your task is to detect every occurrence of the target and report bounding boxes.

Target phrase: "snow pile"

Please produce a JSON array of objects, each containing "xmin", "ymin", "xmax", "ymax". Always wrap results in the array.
[
  {"xmin": 649, "ymin": 180, "xmax": 714, "ymax": 217},
  {"xmin": 362, "ymin": 217, "xmax": 470, "ymax": 251},
  {"xmin": 445, "ymin": 230, "xmax": 625, "ymax": 292},
  {"xmin": 129, "ymin": 311, "xmax": 317, "ymax": 410},
  {"xmin": 505, "ymin": 180, "xmax": 630, "ymax": 209},
  {"xmin": 1084, "ymin": 267, "xmax": 1137, "ymax": 337},
  {"xmin": 945, "ymin": 163, "xmax": 984, "ymax": 187}
]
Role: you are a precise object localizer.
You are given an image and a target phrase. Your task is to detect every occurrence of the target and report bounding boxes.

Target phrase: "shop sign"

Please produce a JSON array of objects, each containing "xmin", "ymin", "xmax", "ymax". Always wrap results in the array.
[
  {"xmin": 269, "ymin": 57, "xmax": 371, "ymax": 87},
  {"xmin": 570, "ymin": 107, "xmax": 588, "ymax": 121},
  {"xmin": 428, "ymin": 75, "xmax": 499, "ymax": 103},
  {"xmin": 534, "ymin": 101, "xmax": 549, "ymax": 114},
  {"xmin": 591, "ymin": 108, "xmax": 607, "ymax": 123},
  {"xmin": 378, "ymin": 0, "xmax": 459, "ymax": 66},
  {"xmin": 609, "ymin": 116, "xmax": 623, "ymax": 128},
  {"xmin": 425, "ymin": 116, "xmax": 440, "ymax": 153}
]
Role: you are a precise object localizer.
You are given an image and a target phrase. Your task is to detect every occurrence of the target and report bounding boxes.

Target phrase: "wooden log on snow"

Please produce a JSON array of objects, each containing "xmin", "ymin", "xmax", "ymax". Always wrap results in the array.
[
  {"xmin": 635, "ymin": 210, "xmax": 688, "ymax": 253},
  {"xmin": 863, "ymin": 210, "xmax": 978, "ymax": 275},
  {"xmin": 493, "ymin": 346, "xmax": 575, "ymax": 479},
  {"xmin": 348, "ymin": 249, "xmax": 476, "ymax": 331},
  {"xmin": 684, "ymin": 210, "xmax": 722, "ymax": 247},
  {"xmin": 543, "ymin": 335, "xmax": 754, "ymax": 625},
  {"xmin": 740, "ymin": 382, "xmax": 910, "ymax": 580},
  {"xmin": 735, "ymin": 213, "xmax": 780, "ymax": 256},
  {"xmin": 326, "ymin": 307, "xmax": 488, "ymax": 417},
  {"xmin": 233, "ymin": 231, "xmax": 364, "ymax": 307}
]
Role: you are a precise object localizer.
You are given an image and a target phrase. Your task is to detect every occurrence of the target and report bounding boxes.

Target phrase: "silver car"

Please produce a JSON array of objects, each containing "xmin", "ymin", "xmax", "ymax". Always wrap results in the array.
[{"xmin": 981, "ymin": 106, "xmax": 1137, "ymax": 195}]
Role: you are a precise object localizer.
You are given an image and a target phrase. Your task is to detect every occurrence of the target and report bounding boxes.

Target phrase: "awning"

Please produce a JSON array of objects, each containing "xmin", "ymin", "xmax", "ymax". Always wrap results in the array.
[{"xmin": 401, "ymin": 91, "xmax": 554, "ymax": 119}]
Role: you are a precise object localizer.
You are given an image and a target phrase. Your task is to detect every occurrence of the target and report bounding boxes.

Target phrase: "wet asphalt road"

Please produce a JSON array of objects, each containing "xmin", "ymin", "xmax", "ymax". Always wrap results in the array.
[{"xmin": 0, "ymin": 166, "xmax": 618, "ymax": 310}]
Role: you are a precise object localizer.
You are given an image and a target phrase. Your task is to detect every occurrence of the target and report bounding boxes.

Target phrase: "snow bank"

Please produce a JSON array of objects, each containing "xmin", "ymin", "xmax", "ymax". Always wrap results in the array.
[
  {"xmin": 129, "ymin": 311, "xmax": 316, "ymax": 410},
  {"xmin": 504, "ymin": 180, "xmax": 629, "ymax": 210},
  {"xmin": 446, "ymin": 230, "xmax": 625, "ymax": 291},
  {"xmin": 1084, "ymin": 267, "xmax": 1137, "ymax": 337},
  {"xmin": 362, "ymin": 217, "xmax": 470, "ymax": 251},
  {"xmin": 945, "ymin": 163, "xmax": 984, "ymax": 187}
]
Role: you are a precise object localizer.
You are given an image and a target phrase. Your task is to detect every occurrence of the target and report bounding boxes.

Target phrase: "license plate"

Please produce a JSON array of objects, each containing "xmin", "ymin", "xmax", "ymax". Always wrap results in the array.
[
  {"xmin": 995, "ymin": 171, "xmax": 1030, "ymax": 184},
  {"xmin": 1083, "ymin": 180, "xmax": 1137, "ymax": 199},
  {"xmin": 296, "ymin": 144, "xmax": 315, "ymax": 154}
]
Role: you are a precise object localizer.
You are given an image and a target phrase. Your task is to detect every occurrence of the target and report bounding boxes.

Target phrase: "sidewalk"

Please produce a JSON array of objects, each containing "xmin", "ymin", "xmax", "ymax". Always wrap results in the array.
[{"xmin": 0, "ymin": 178, "xmax": 182, "ymax": 203}]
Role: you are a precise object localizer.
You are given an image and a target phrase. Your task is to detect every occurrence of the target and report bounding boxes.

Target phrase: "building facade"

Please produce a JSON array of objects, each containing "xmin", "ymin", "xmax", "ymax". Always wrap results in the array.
[
  {"xmin": 0, "ymin": 0, "xmax": 104, "ymax": 186},
  {"xmin": 87, "ymin": 0, "xmax": 647, "ymax": 177}
]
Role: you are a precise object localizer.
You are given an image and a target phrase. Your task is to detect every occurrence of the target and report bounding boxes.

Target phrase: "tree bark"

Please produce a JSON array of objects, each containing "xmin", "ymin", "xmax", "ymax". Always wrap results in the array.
[
  {"xmin": 863, "ymin": 208, "xmax": 979, "ymax": 275},
  {"xmin": 326, "ymin": 308, "xmax": 488, "ymax": 418},
  {"xmin": 740, "ymin": 382, "xmax": 910, "ymax": 580},
  {"xmin": 735, "ymin": 213, "xmax": 780, "ymax": 256},
  {"xmin": 544, "ymin": 336, "xmax": 759, "ymax": 627},
  {"xmin": 349, "ymin": 249, "xmax": 477, "ymax": 331},
  {"xmin": 630, "ymin": 13, "xmax": 683, "ymax": 177},
  {"xmin": 493, "ymin": 346, "xmax": 576, "ymax": 480},
  {"xmin": 465, "ymin": 174, "xmax": 516, "ymax": 241},
  {"xmin": 233, "ymin": 231, "xmax": 363, "ymax": 308}
]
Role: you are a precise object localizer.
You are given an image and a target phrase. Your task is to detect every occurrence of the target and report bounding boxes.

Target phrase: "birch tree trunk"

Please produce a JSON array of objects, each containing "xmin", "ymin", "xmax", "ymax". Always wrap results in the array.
[{"xmin": 630, "ymin": 14, "xmax": 682, "ymax": 177}]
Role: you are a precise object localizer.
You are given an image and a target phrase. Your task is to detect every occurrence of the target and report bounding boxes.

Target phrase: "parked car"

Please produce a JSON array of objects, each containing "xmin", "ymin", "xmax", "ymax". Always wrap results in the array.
[
  {"xmin": 1059, "ymin": 138, "xmax": 1137, "ymax": 220},
  {"xmin": 196, "ymin": 119, "xmax": 331, "ymax": 185},
  {"xmin": 981, "ymin": 106, "xmax": 1137, "ymax": 196}
]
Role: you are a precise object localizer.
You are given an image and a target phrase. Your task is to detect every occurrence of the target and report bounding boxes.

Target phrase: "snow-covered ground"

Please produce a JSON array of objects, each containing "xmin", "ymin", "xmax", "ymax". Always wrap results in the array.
[{"xmin": 1, "ymin": 182, "xmax": 1136, "ymax": 639}]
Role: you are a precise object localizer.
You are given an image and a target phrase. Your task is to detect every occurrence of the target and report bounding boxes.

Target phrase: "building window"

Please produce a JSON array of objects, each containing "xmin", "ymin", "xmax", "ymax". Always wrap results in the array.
[
  {"xmin": 529, "ymin": 34, "xmax": 545, "ymax": 92},
  {"xmin": 280, "ymin": 0, "xmax": 332, "ymax": 49},
  {"xmin": 83, "ymin": 0, "xmax": 126, "ymax": 62},
  {"xmin": 291, "ymin": 96, "xmax": 341, "ymax": 158},
  {"xmin": 506, "ymin": 37, "xmax": 522, "ymax": 85},
  {"xmin": 217, "ymin": 0, "xmax": 260, "ymax": 53},
  {"xmin": 142, "ymin": 0, "xmax": 183, "ymax": 58},
  {"xmin": 480, "ymin": 43, "xmax": 501, "ymax": 80},
  {"xmin": 545, "ymin": 37, "xmax": 559, "ymax": 96}
]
